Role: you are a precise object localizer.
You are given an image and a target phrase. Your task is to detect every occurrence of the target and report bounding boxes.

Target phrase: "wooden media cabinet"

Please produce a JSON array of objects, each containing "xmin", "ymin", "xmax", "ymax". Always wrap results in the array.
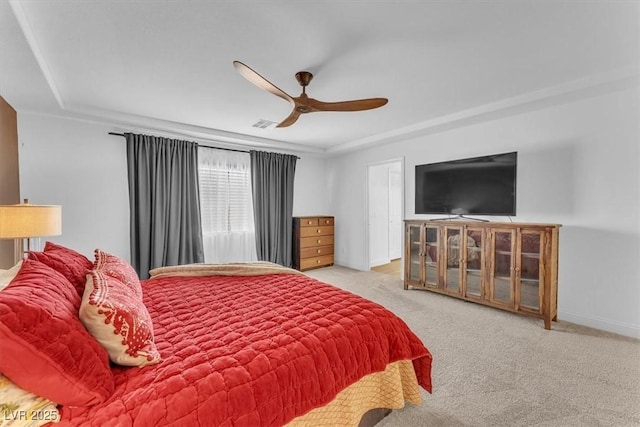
[{"xmin": 404, "ymin": 220, "xmax": 561, "ymax": 329}]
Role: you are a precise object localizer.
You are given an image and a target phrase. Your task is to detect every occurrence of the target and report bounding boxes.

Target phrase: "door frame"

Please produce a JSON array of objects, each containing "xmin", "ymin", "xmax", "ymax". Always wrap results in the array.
[{"xmin": 365, "ymin": 157, "xmax": 405, "ymax": 275}]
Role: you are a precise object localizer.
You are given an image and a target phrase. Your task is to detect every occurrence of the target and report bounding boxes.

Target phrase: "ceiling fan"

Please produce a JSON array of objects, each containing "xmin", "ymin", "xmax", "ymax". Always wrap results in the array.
[{"xmin": 233, "ymin": 61, "xmax": 388, "ymax": 128}]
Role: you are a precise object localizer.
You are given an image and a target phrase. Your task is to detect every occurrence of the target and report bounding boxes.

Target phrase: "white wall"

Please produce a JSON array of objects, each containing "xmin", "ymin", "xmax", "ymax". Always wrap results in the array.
[
  {"xmin": 18, "ymin": 114, "xmax": 129, "ymax": 260},
  {"xmin": 329, "ymin": 87, "xmax": 640, "ymax": 338},
  {"xmin": 17, "ymin": 112, "xmax": 328, "ymax": 261},
  {"xmin": 291, "ymin": 154, "xmax": 330, "ymax": 217}
]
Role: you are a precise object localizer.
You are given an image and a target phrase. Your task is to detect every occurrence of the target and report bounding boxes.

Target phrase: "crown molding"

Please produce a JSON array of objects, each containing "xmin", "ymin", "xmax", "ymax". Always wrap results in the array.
[
  {"xmin": 326, "ymin": 66, "xmax": 640, "ymax": 155},
  {"xmin": 9, "ymin": 0, "xmax": 66, "ymax": 109}
]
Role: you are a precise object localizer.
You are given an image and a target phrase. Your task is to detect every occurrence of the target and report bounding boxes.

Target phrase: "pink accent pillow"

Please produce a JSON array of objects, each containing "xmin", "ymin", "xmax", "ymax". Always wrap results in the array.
[
  {"xmin": 79, "ymin": 250, "xmax": 161, "ymax": 367},
  {"xmin": 0, "ymin": 259, "xmax": 114, "ymax": 406},
  {"xmin": 28, "ymin": 242, "xmax": 93, "ymax": 296}
]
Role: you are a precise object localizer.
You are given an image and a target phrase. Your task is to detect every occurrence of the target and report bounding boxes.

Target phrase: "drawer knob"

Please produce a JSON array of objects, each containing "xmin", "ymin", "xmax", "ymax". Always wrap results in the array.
[
  {"xmin": 307, "ymin": 221, "xmax": 313, "ymax": 225},
  {"xmin": 316, "ymin": 260, "xmax": 321, "ymax": 264},
  {"xmin": 317, "ymin": 239, "xmax": 321, "ymax": 244},
  {"xmin": 317, "ymin": 229, "xmax": 321, "ymax": 233},
  {"xmin": 317, "ymin": 249, "xmax": 321, "ymax": 254}
]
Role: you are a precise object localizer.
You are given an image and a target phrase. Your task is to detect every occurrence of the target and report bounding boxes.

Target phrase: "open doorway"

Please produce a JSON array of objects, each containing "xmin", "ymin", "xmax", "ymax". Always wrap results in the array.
[{"xmin": 367, "ymin": 159, "xmax": 403, "ymax": 278}]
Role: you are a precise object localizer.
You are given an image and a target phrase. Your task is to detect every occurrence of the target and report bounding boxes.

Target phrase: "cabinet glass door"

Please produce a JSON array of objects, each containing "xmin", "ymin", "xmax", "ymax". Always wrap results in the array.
[
  {"xmin": 406, "ymin": 224, "xmax": 423, "ymax": 285},
  {"xmin": 424, "ymin": 226, "xmax": 439, "ymax": 287},
  {"xmin": 491, "ymin": 230, "xmax": 515, "ymax": 305},
  {"xmin": 443, "ymin": 226, "xmax": 463, "ymax": 294},
  {"xmin": 518, "ymin": 231, "xmax": 543, "ymax": 311},
  {"xmin": 464, "ymin": 228, "xmax": 484, "ymax": 298}
]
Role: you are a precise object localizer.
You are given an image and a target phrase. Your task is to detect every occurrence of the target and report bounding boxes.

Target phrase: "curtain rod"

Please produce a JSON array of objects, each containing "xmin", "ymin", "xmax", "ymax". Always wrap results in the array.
[
  {"xmin": 108, "ymin": 132, "xmax": 248, "ymax": 154},
  {"xmin": 108, "ymin": 132, "xmax": 300, "ymax": 158}
]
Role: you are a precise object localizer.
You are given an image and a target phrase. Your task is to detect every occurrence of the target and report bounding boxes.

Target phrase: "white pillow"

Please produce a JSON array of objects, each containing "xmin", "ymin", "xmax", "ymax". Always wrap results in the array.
[{"xmin": 0, "ymin": 261, "xmax": 22, "ymax": 291}]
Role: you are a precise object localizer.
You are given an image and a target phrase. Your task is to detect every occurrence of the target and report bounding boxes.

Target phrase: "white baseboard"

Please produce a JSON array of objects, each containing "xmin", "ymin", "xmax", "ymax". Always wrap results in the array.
[
  {"xmin": 369, "ymin": 258, "xmax": 391, "ymax": 269},
  {"xmin": 558, "ymin": 310, "xmax": 640, "ymax": 339}
]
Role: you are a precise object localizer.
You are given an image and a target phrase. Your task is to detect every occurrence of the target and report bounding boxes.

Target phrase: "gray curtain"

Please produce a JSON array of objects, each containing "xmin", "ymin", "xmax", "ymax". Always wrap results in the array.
[
  {"xmin": 126, "ymin": 133, "xmax": 204, "ymax": 278},
  {"xmin": 250, "ymin": 150, "xmax": 297, "ymax": 267}
]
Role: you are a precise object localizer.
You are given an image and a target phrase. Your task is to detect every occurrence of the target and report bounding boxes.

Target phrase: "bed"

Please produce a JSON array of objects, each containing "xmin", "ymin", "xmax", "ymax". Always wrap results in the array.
[{"xmin": 0, "ymin": 243, "xmax": 432, "ymax": 426}]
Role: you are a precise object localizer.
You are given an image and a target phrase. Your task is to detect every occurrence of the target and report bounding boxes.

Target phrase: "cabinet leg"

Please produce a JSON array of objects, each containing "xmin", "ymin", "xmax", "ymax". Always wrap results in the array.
[
  {"xmin": 403, "ymin": 281, "xmax": 408, "ymax": 290},
  {"xmin": 544, "ymin": 317, "xmax": 551, "ymax": 330}
]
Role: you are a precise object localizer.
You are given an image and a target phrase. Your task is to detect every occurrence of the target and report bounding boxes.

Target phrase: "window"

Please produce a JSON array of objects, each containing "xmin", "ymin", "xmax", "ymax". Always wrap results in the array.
[{"xmin": 198, "ymin": 148, "xmax": 257, "ymax": 263}]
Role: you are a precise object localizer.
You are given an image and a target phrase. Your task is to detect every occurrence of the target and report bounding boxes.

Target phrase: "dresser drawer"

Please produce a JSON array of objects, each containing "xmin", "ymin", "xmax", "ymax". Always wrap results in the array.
[
  {"xmin": 300, "ymin": 225, "xmax": 334, "ymax": 238},
  {"xmin": 300, "ymin": 255, "xmax": 334, "ymax": 270},
  {"xmin": 300, "ymin": 245, "xmax": 334, "ymax": 259},
  {"xmin": 298, "ymin": 217, "xmax": 334, "ymax": 227},
  {"xmin": 317, "ymin": 217, "xmax": 334, "ymax": 226},
  {"xmin": 299, "ymin": 218, "xmax": 319, "ymax": 227},
  {"xmin": 300, "ymin": 235, "xmax": 334, "ymax": 248}
]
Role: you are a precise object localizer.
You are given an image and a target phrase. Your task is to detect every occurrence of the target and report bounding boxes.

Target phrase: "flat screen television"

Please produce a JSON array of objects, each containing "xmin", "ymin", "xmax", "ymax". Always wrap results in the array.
[{"xmin": 415, "ymin": 151, "xmax": 517, "ymax": 216}]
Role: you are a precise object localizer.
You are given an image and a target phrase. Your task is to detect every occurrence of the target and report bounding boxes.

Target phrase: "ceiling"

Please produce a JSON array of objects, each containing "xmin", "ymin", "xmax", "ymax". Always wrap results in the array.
[{"xmin": 1, "ymin": 1, "xmax": 638, "ymax": 155}]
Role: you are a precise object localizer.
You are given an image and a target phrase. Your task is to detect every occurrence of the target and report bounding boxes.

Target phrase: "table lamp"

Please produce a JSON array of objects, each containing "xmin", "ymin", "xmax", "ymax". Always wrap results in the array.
[{"xmin": 0, "ymin": 199, "xmax": 62, "ymax": 264}]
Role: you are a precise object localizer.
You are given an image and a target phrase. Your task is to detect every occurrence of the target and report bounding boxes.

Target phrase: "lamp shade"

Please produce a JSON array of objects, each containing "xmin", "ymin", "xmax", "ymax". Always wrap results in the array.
[{"xmin": 0, "ymin": 203, "xmax": 62, "ymax": 239}]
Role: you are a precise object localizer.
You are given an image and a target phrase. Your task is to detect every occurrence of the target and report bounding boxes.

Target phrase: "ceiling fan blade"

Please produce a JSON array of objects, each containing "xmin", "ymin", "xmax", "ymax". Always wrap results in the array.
[
  {"xmin": 233, "ymin": 61, "xmax": 294, "ymax": 105},
  {"xmin": 277, "ymin": 109, "xmax": 302, "ymax": 128},
  {"xmin": 308, "ymin": 97, "xmax": 388, "ymax": 112}
]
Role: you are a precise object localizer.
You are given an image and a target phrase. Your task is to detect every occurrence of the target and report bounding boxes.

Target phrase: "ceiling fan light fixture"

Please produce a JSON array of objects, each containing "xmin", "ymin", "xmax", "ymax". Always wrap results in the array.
[{"xmin": 234, "ymin": 61, "xmax": 388, "ymax": 128}]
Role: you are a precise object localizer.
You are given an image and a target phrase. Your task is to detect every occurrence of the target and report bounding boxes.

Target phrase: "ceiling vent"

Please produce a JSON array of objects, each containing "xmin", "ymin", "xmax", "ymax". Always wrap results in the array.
[{"xmin": 252, "ymin": 119, "xmax": 277, "ymax": 130}]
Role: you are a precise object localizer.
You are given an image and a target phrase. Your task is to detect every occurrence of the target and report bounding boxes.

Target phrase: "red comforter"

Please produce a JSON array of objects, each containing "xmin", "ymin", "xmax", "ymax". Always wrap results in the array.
[{"xmin": 59, "ymin": 272, "xmax": 432, "ymax": 426}]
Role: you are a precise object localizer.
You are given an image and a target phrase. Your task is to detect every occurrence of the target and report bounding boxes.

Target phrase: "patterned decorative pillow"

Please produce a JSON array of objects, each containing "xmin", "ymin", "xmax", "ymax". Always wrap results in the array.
[
  {"xmin": 79, "ymin": 250, "xmax": 160, "ymax": 367},
  {"xmin": 0, "ymin": 259, "xmax": 114, "ymax": 407},
  {"xmin": 0, "ymin": 374, "xmax": 60, "ymax": 426},
  {"xmin": 27, "ymin": 242, "xmax": 93, "ymax": 296},
  {"xmin": 92, "ymin": 249, "xmax": 142, "ymax": 298}
]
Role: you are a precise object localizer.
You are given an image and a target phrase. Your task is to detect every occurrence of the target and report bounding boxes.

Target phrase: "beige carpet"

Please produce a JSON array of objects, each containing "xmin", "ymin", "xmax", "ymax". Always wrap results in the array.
[{"xmin": 305, "ymin": 265, "xmax": 640, "ymax": 427}]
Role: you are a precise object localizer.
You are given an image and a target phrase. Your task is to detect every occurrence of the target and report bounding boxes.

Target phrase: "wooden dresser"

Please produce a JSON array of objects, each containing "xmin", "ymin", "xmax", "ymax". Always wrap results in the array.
[{"xmin": 292, "ymin": 216, "xmax": 334, "ymax": 271}]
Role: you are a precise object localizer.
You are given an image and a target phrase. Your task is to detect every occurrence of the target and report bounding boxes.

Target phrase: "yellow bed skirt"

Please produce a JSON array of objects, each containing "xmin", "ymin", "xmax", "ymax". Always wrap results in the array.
[{"xmin": 286, "ymin": 360, "xmax": 422, "ymax": 426}]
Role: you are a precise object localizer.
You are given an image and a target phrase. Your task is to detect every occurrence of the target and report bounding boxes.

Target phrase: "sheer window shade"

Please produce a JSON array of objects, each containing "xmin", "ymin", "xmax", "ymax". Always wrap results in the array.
[
  {"xmin": 199, "ymin": 167, "xmax": 252, "ymax": 233},
  {"xmin": 198, "ymin": 148, "xmax": 257, "ymax": 263}
]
